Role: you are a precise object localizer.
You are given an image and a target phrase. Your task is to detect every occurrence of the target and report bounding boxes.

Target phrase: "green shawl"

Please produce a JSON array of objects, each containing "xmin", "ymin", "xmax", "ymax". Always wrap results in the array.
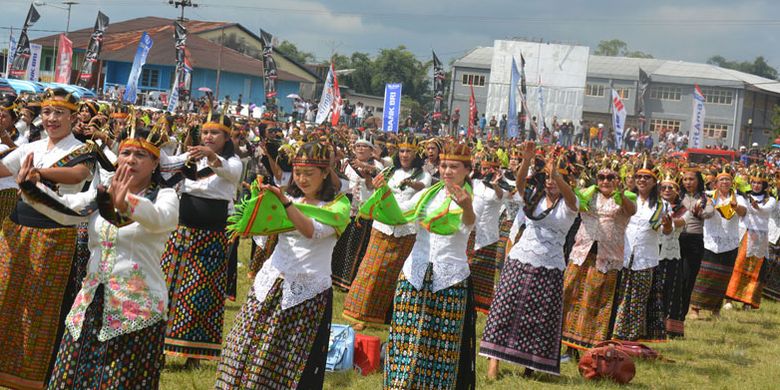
[
  {"xmin": 226, "ymin": 184, "xmax": 351, "ymax": 240},
  {"xmin": 358, "ymin": 181, "xmax": 472, "ymax": 236}
]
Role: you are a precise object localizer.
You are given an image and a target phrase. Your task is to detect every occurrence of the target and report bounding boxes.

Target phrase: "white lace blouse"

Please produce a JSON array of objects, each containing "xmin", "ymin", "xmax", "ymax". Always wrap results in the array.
[
  {"xmin": 400, "ymin": 187, "xmax": 475, "ymax": 292},
  {"xmin": 623, "ymin": 197, "xmax": 667, "ymax": 271},
  {"xmin": 701, "ymin": 193, "xmax": 746, "ymax": 253},
  {"xmin": 253, "ymin": 199, "xmax": 337, "ymax": 310},
  {"xmin": 508, "ymin": 196, "xmax": 578, "ymax": 270},
  {"xmin": 472, "ymin": 180, "xmax": 503, "ymax": 250}
]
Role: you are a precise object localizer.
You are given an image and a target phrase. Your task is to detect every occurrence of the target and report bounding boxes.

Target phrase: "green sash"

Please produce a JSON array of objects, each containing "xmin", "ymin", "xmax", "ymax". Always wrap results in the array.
[
  {"xmin": 359, "ymin": 180, "xmax": 472, "ymax": 236},
  {"xmin": 226, "ymin": 184, "xmax": 350, "ymax": 240},
  {"xmin": 575, "ymin": 185, "xmax": 637, "ymax": 211}
]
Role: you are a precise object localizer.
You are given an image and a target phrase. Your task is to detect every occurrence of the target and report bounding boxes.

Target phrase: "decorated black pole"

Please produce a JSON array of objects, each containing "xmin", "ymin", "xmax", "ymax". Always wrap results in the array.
[{"xmin": 76, "ymin": 11, "xmax": 110, "ymax": 88}]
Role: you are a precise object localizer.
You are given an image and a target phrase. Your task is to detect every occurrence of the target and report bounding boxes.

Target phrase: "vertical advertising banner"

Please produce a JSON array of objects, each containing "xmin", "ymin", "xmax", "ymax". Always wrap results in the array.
[
  {"xmin": 123, "ymin": 32, "xmax": 154, "ymax": 103},
  {"xmin": 26, "ymin": 43, "xmax": 42, "ymax": 81},
  {"xmin": 507, "ymin": 57, "xmax": 520, "ymax": 138},
  {"xmin": 611, "ymin": 89, "xmax": 627, "ymax": 149},
  {"xmin": 315, "ymin": 64, "xmax": 334, "ymax": 125},
  {"xmin": 77, "ymin": 11, "xmax": 110, "ymax": 88},
  {"xmin": 55, "ymin": 34, "xmax": 73, "ymax": 83},
  {"xmin": 6, "ymin": 34, "xmax": 17, "ymax": 76},
  {"xmin": 690, "ymin": 84, "xmax": 706, "ymax": 148},
  {"xmin": 8, "ymin": 4, "xmax": 40, "ymax": 79},
  {"xmin": 382, "ymin": 83, "xmax": 402, "ymax": 132}
]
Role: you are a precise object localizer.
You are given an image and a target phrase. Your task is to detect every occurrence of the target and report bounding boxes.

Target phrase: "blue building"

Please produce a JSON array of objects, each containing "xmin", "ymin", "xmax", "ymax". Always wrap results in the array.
[{"xmin": 33, "ymin": 17, "xmax": 320, "ymax": 113}]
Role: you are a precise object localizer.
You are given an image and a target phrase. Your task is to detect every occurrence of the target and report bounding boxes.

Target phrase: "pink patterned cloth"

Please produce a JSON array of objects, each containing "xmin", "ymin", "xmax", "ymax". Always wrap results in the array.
[{"xmin": 569, "ymin": 193, "xmax": 631, "ymax": 273}]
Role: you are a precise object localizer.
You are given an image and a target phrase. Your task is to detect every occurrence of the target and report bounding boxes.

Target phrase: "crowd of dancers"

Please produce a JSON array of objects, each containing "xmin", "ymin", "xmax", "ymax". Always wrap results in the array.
[{"xmin": 0, "ymin": 88, "xmax": 777, "ymax": 389}]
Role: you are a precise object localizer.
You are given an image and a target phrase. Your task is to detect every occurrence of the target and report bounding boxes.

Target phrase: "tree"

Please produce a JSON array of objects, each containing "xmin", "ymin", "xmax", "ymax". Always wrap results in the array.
[
  {"xmin": 370, "ymin": 46, "xmax": 430, "ymax": 105},
  {"xmin": 594, "ymin": 39, "xmax": 628, "ymax": 56},
  {"xmin": 345, "ymin": 52, "xmax": 373, "ymax": 94},
  {"xmin": 707, "ymin": 55, "xmax": 778, "ymax": 80},
  {"xmin": 276, "ymin": 40, "xmax": 316, "ymax": 64},
  {"xmin": 594, "ymin": 39, "xmax": 653, "ymax": 58},
  {"xmin": 772, "ymin": 105, "xmax": 780, "ymax": 138}
]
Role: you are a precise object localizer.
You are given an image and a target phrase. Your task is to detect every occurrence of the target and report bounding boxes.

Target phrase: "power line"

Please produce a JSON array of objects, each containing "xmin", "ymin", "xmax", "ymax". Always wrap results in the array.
[{"xmin": 192, "ymin": 2, "xmax": 780, "ymax": 27}]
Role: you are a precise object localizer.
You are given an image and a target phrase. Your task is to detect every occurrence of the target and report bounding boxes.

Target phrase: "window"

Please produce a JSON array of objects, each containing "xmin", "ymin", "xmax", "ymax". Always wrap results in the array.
[
  {"xmin": 43, "ymin": 56, "xmax": 53, "ymax": 72},
  {"xmin": 141, "ymin": 68, "xmax": 160, "ymax": 87},
  {"xmin": 649, "ymin": 119, "xmax": 681, "ymax": 133},
  {"xmin": 701, "ymin": 88, "xmax": 734, "ymax": 105},
  {"xmin": 704, "ymin": 123, "xmax": 728, "ymax": 139},
  {"xmin": 650, "ymin": 86, "xmax": 682, "ymax": 101},
  {"xmin": 461, "ymin": 73, "xmax": 485, "ymax": 87},
  {"xmin": 616, "ymin": 88, "xmax": 630, "ymax": 100},
  {"xmin": 585, "ymin": 84, "xmax": 605, "ymax": 97}
]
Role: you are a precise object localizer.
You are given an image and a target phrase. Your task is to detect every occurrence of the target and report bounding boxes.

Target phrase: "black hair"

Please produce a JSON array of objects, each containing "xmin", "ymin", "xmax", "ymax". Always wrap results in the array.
[
  {"xmin": 46, "ymin": 87, "xmax": 79, "ymax": 110},
  {"xmin": 118, "ymin": 126, "xmax": 164, "ymax": 186},
  {"xmin": 630, "ymin": 169, "xmax": 660, "ymax": 206},
  {"xmin": 201, "ymin": 115, "xmax": 237, "ymax": 159},
  {"xmin": 749, "ymin": 180, "xmax": 769, "ymax": 196},
  {"xmin": 285, "ymin": 142, "xmax": 339, "ymax": 202},
  {"xmin": 392, "ymin": 149, "xmax": 424, "ymax": 171},
  {"xmin": 679, "ymin": 170, "xmax": 706, "ymax": 199}
]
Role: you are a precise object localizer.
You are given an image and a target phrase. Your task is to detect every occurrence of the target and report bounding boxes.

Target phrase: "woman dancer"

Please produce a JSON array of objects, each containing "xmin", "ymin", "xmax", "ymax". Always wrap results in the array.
[
  {"xmin": 561, "ymin": 158, "xmax": 635, "ymax": 353},
  {"xmin": 726, "ymin": 168, "xmax": 775, "ymax": 309},
  {"xmin": 20, "ymin": 125, "xmax": 178, "ymax": 389},
  {"xmin": 678, "ymin": 167, "xmax": 707, "ymax": 324},
  {"xmin": 343, "ymin": 135, "xmax": 431, "ymax": 328},
  {"xmin": 655, "ymin": 172, "xmax": 688, "ymax": 337},
  {"xmin": 381, "ymin": 141, "xmax": 477, "ymax": 389},
  {"xmin": 161, "ymin": 113, "xmax": 243, "ymax": 367},
  {"xmin": 689, "ymin": 167, "xmax": 746, "ymax": 318},
  {"xmin": 612, "ymin": 162, "xmax": 672, "ymax": 341},
  {"xmin": 215, "ymin": 142, "xmax": 348, "ymax": 389},
  {"xmin": 481, "ymin": 142, "xmax": 578, "ymax": 378}
]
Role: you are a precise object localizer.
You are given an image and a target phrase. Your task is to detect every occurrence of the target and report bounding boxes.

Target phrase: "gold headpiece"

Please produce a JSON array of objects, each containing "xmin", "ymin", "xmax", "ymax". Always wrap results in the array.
[
  {"xmin": 291, "ymin": 142, "xmax": 332, "ymax": 168},
  {"xmin": 439, "ymin": 141, "xmax": 472, "ymax": 162},
  {"xmin": 41, "ymin": 88, "xmax": 78, "ymax": 112}
]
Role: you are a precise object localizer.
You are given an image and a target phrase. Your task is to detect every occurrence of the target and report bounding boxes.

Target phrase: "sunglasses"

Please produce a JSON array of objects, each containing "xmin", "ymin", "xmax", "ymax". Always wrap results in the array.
[
  {"xmin": 660, "ymin": 185, "xmax": 677, "ymax": 191},
  {"xmin": 635, "ymin": 174, "xmax": 654, "ymax": 181},
  {"xmin": 597, "ymin": 174, "xmax": 617, "ymax": 181}
]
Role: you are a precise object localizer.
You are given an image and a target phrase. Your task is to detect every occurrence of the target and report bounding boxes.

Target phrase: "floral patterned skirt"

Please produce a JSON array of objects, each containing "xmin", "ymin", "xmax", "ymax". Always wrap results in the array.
[{"xmin": 48, "ymin": 285, "xmax": 166, "ymax": 390}]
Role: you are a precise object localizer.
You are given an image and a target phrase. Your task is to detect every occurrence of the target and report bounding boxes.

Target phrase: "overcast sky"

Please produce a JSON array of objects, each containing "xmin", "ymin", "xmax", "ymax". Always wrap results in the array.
[{"xmin": 2, "ymin": 0, "xmax": 779, "ymax": 69}]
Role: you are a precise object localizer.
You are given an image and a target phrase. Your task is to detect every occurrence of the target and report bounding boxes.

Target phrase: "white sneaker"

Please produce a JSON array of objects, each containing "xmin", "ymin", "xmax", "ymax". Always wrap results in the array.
[{"xmin": 722, "ymin": 302, "xmax": 734, "ymax": 311}]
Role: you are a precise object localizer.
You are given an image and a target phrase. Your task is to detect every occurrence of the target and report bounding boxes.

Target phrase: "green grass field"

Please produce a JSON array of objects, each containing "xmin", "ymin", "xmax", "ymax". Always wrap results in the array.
[{"xmin": 159, "ymin": 240, "xmax": 780, "ymax": 389}]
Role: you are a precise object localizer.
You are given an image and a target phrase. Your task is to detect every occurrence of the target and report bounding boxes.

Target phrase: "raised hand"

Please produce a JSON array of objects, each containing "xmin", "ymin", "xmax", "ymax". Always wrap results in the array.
[
  {"xmin": 16, "ymin": 153, "xmax": 39, "ymax": 185},
  {"xmin": 109, "ymin": 164, "xmax": 134, "ymax": 214},
  {"xmin": 447, "ymin": 183, "xmax": 472, "ymax": 209},
  {"xmin": 372, "ymin": 173, "xmax": 386, "ymax": 189}
]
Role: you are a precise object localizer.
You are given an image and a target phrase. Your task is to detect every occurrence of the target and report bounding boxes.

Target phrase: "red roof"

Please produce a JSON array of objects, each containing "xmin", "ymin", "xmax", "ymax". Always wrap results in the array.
[{"xmin": 32, "ymin": 17, "xmax": 307, "ymax": 82}]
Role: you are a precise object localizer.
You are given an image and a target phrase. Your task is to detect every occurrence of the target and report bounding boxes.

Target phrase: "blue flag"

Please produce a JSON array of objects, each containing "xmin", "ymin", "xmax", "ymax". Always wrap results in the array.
[
  {"xmin": 123, "ymin": 32, "xmax": 153, "ymax": 103},
  {"xmin": 382, "ymin": 83, "xmax": 402, "ymax": 132},
  {"xmin": 507, "ymin": 57, "xmax": 520, "ymax": 138}
]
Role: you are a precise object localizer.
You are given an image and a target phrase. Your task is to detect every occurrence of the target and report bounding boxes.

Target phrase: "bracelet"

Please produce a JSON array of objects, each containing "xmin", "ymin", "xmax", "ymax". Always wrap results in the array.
[{"xmin": 282, "ymin": 200, "xmax": 293, "ymax": 209}]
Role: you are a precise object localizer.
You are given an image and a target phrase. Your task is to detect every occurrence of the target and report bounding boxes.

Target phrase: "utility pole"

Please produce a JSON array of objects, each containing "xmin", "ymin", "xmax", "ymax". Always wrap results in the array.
[
  {"xmin": 63, "ymin": 1, "xmax": 78, "ymax": 35},
  {"xmin": 169, "ymin": 0, "xmax": 199, "ymax": 22}
]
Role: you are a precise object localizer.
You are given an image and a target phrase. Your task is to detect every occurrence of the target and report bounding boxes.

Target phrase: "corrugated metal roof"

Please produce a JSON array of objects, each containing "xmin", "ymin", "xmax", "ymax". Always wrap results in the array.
[
  {"xmin": 453, "ymin": 46, "xmax": 493, "ymax": 69},
  {"xmin": 587, "ymin": 55, "xmax": 780, "ymax": 94},
  {"xmin": 32, "ymin": 17, "xmax": 307, "ymax": 82}
]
